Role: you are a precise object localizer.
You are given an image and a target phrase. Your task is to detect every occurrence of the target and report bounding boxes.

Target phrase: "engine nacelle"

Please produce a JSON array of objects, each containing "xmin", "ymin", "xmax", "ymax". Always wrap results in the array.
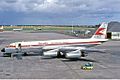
[
  {"xmin": 66, "ymin": 53, "xmax": 81, "ymax": 59},
  {"xmin": 65, "ymin": 50, "xmax": 81, "ymax": 59},
  {"xmin": 43, "ymin": 52, "xmax": 57, "ymax": 57},
  {"xmin": 65, "ymin": 50, "xmax": 88, "ymax": 59}
]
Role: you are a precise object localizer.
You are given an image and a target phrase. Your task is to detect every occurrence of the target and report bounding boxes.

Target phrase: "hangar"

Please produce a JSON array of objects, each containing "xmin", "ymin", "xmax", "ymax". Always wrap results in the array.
[{"xmin": 107, "ymin": 21, "xmax": 120, "ymax": 39}]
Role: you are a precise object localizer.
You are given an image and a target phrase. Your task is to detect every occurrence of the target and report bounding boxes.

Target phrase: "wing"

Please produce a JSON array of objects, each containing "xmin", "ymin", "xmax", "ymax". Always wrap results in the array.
[
  {"xmin": 42, "ymin": 47, "xmax": 106, "ymax": 59},
  {"xmin": 81, "ymin": 48, "xmax": 106, "ymax": 53}
]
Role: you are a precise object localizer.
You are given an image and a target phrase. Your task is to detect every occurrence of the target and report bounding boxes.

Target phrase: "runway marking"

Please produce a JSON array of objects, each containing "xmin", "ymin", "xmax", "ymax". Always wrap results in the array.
[{"xmin": 97, "ymin": 63, "xmax": 107, "ymax": 69}]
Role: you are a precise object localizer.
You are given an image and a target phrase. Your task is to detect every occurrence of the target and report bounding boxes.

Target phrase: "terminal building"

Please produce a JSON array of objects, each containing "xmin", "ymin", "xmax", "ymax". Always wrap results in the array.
[{"xmin": 107, "ymin": 21, "xmax": 120, "ymax": 40}]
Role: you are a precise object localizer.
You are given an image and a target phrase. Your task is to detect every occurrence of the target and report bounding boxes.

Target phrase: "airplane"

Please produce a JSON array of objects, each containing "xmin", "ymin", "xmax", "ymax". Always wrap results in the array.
[{"xmin": 1, "ymin": 22, "xmax": 108, "ymax": 59}]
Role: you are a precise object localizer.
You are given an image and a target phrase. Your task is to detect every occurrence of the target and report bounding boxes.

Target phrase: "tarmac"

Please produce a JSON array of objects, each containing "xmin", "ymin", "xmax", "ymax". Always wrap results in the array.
[{"xmin": 0, "ymin": 31, "xmax": 120, "ymax": 79}]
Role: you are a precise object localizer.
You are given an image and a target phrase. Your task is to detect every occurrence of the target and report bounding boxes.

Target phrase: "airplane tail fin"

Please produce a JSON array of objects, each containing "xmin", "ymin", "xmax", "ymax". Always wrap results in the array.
[{"xmin": 91, "ymin": 22, "xmax": 108, "ymax": 39}]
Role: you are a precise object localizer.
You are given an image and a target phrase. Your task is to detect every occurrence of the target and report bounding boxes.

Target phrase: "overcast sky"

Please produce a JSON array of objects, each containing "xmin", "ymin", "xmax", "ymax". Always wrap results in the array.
[{"xmin": 0, "ymin": 0, "xmax": 120, "ymax": 25}]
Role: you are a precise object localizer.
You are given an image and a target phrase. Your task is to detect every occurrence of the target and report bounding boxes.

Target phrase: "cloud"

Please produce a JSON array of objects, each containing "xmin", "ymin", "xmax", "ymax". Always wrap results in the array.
[
  {"xmin": 0, "ymin": 0, "xmax": 120, "ymax": 25},
  {"xmin": 0, "ymin": 0, "xmax": 117, "ymax": 13}
]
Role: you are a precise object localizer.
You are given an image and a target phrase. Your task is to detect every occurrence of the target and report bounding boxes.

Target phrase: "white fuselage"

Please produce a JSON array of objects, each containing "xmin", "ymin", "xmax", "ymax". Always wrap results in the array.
[{"xmin": 8, "ymin": 38, "xmax": 108, "ymax": 50}]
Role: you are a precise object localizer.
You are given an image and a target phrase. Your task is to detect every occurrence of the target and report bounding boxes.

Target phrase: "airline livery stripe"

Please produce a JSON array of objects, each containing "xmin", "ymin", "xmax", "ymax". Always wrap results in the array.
[{"xmin": 7, "ymin": 41, "xmax": 101, "ymax": 48}]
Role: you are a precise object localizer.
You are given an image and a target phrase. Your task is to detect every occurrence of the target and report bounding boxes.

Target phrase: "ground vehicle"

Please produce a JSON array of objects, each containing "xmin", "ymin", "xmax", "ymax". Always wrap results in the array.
[{"xmin": 81, "ymin": 62, "xmax": 93, "ymax": 70}]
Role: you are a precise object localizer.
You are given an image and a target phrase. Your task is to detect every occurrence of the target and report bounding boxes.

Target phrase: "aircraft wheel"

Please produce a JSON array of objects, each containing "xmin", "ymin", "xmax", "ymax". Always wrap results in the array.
[
  {"xmin": 23, "ymin": 52, "xmax": 28, "ymax": 56},
  {"xmin": 57, "ymin": 51, "xmax": 65, "ymax": 58},
  {"xmin": 57, "ymin": 51, "xmax": 61, "ymax": 58}
]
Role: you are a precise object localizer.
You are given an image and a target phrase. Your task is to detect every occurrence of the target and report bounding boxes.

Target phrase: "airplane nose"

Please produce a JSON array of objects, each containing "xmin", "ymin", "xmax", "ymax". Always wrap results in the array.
[{"xmin": 1, "ymin": 48, "xmax": 5, "ymax": 52}]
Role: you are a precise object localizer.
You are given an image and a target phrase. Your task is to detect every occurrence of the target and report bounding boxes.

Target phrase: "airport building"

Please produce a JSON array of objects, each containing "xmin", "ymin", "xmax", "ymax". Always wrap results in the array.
[{"xmin": 107, "ymin": 22, "xmax": 120, "ymax": 39}]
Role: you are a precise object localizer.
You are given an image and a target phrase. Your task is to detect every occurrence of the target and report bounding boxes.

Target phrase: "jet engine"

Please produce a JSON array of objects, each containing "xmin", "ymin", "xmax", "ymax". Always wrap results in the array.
[
  {"xmin": 43, "ymin": 52, "xmax": 58, "ymax": 57},
  {"xmin": 65, "ymin": 50, "xmax": 88, "ymax": 59}
]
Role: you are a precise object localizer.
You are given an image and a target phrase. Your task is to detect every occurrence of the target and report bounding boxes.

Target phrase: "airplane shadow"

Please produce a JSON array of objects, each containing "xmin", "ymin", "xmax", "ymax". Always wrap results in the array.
[
  {"xmin": 24, "ymin": 53, "xmax": 42, "ymax": 57},
  {"xmin": 61, "ymin": 58, "xmax": 98, "ymax": 63},
  {"xmin": 0, "ymin": 53, "xmax": 98, "ymax": 63},
  {"xmin": 41, "ymin": 57, "xmax": 57, "ymax": 59},
  {"xmin": 41, "ymin": 57, "xmax": 98, "ymax": 63},
  {"xmin": 0, "ymin": 53, "xmax": 42, "ymax": 57}
]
